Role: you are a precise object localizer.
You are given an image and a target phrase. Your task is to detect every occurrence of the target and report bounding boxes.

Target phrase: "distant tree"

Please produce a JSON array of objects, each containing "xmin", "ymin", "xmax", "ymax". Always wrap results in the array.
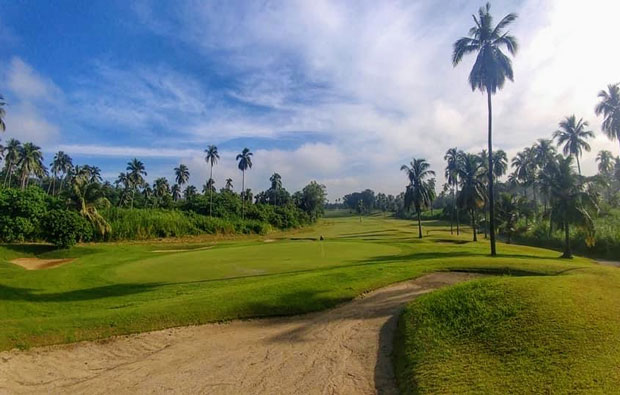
[
  {"xmin": 18, "ymin": 142, "xmax": 46, "ymax": 189},
  {"xmin": 457, "ymin": 153, "xmax": 486, "ymax": 241},
  {"xmin": 225, "ymin": 178, "xmax": 234, "ymax": 191},
  {"xmin": 171, "ymin": 184, "xmax": 182, "ymax": 201},
  {"xmin": 203, "ymin": 178, "xmax": 215, "ymax": 194},
  {"xmin": 236, "ymin": 148, "xmax": 253, "ymax": 219},
  {"xmin": 204, "ymin": 145, "xmax": 219, "ymax": 216},
  {"xmin": 126, "ymin": 158, "xmax": 147, "ymax": 209},
  {"xmin": 596, "ymin": 150, "xmax": 615, "ymax": 176},
  {"xmin": 296, "ymin": 181, "xmax": 327, "ymax": 221},
  {"xmin": 553, "ymin": 115, "xmax": 594, "ymax": 175},
  {"xmin": 453, "ymin": 2, "xmax": 519, "ymax": 255},
  {"xmin": 426, "ymin": 178, "xmax": 437, "ymax": 214},
  {"xmin": 2, "ymin": 138, "xmax": 21, "ymax": 187},
  {"xmin": 496, "ymin": 193, "xmax": 523, "ymax": 244},
  {"xmin": 595, "ymin": 83, "xmax": 620, "ymax": 152},
  {"xmin": 174, "ymin": 164, "xmax": 190, "ymax": 188},
  {"xmin": 444, "ymin": 147, "xmax": 462, "ymax": 235},
  {"xmin": 153, "ymin": 177, "xmax": 171, "ymax": 206},
  {"xmin": 70, "ymin": 165, "xmax": 111, "ymax": 238},
  {"xmin": 540, "ymin": 156, "xmax": 597, "ymax": 258},
  {"xmin": 269, "ymin": 172, "xmax": 282, "ymax": 206},
  {"xmin": 50, "ymin": 151, "xmax": 73, "ymax": 195},
  {"xmin": 184, "ymin": 185, "xmax": 198, "ymax": 200},
  {"xmin": 401, "ymin": 158, "xmax": 435, "ymax": 238}
]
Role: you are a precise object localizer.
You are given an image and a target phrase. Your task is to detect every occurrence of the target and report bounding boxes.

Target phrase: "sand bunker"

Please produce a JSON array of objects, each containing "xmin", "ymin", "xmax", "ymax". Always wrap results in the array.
[
  {"xmin": 10, "ymin": 258, "xmax": 74, "ymax": 270},
  {"xmin": 263, "ymin": 239, "xmax": 276, "ymax": 243}
]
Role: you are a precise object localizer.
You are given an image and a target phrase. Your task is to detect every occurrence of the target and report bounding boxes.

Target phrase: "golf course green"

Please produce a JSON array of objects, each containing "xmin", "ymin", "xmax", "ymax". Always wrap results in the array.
[{"xmin": 1, "ymin": 215, "xmax": 619, "ymax": 392}]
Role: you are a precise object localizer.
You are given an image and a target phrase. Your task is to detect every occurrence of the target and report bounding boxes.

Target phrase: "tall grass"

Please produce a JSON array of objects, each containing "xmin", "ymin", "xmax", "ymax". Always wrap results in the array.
[{"xmin": 100, "ymin": 208, "xmax": 270, "ymax": 241}]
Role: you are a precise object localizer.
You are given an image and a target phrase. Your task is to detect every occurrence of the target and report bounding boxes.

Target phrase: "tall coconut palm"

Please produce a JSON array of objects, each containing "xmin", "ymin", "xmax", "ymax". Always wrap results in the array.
[
  {"xmin": 225, "ymin": 178, "xmax": 233, "ymax": 191},
  {"xmin": 0, "ymin": 94, "xmax": 6, "ymax": 132},
  {"xmin": 457, "ymin": 153, "xmax": 486, "ymax": 242},
  {"xmin": 127, "ymin": 158, "xmax": 147, "ymax": 209},
  {"xmin": 453, "ymin": 2, "xmax": 518, "ymax": 256},
  {"xmin": 401, "ymin": 158, "xmax": 435, "ymax": 238},
  {"xmin": 174, "ymin": 164, "xmax": 190, "ymax": 188},
  {"xmin": 553, "ymin": 115, "xmax": 594, "ymax": 175},
  {"xmin": 270, "ymin": 172, "xmax": 282, "ymax": 206},
  {"xmin": 18, "ymin": 142, "xmax": 45, "ymax": 189},
  {"xmin": 236, "ymin": 148, "xmax": 253, "ymax": 219},
  {"xmin": 595, "ymin": 83, "xmax": 620, "ymax": 151},
  {"xmin": 596, "ymin": 150, "xmax": 615, "ymax": 176},
  {"xmin": 2, "ymin": 138, "xmax": 21, "ymax": 187},
  {"xmin": 115, "ymin": 172, "xmax": 131, "ymax": 207},
  {"xmin": 511, "ymin": 146, "xmax": 536, "ymax": 198},
  {"xmin": 204, "ymin": 145, "xmax": 219, "ymax": 216},
  {"xmin": 539, "ymin": 156, "xmax": 597, "ymax": 258},
  {"xmin": 153, "ymin": 177, "xmax": 171, "ymax": 206},
  {"xmin": 444, "ymin": 148, "xmax": 462, "ymax": 235}
]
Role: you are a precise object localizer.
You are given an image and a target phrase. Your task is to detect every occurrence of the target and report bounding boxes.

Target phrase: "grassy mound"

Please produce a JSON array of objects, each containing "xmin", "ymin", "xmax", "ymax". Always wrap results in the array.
[{"xmin": 394, "ymin": 266, "xmax": 620, "ymax": 393}]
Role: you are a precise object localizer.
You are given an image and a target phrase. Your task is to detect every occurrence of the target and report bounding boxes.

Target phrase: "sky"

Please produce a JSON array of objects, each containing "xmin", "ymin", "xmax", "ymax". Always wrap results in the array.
[{"xmin": 1, "ymin": 0, "xmax": 619, "ymax": 200}]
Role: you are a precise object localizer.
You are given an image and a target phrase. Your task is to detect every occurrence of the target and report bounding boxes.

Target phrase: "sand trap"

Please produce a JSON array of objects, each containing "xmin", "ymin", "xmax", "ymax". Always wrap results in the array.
[
  {"xmin": 151, "ymin": 246, "xmax": 214, "ymax": 253},
  {"xmin": 9, "ymin": 258, "xmax": 74, "ymax": 270},
  {"xmin": 263, "ymin": 239, "xmax": 276, "ymax": 243},
  {"xmin": 0, "ymin": 272, "xmax": 481, "ymax": 394}
]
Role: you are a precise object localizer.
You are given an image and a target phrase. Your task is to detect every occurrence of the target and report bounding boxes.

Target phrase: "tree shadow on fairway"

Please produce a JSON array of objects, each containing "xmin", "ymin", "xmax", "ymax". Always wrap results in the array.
[
  {"xmin": 359, "ymin": 250, "xmax": 567, "ymax": 265},
  {"xmin": 0, "ymin": 244, "xmax": 99, "ymax": 258},
  {"xmin": 0, "ymin": 282, "xmax": 163, "ymax": 302}
]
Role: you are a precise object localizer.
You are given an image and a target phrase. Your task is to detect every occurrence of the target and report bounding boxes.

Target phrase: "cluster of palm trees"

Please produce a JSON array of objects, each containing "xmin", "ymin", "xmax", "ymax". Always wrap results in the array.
[
  {"xmin": 0, "ymin": 139, "xmax": 47, "ymax": 189},
  {"xmin": 452, "ymin": 3, "xmax": 620, "ymax": 256}
]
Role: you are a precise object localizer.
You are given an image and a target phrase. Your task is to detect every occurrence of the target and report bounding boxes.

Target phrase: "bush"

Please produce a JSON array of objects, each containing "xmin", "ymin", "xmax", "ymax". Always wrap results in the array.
[
  {"xmin": 42, "ymin": 209, "xmax": 91, "ymax": 248},
  {"xmin": 0, "ymin": 187, "xmax": 51, "ymax": 242}
]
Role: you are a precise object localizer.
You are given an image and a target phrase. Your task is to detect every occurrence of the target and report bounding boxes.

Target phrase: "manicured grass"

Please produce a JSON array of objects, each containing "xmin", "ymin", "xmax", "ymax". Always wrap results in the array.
[
  {"xmin": 0, "ymin": 213, "xmax": 610, "ymax": 386},
  {"xmin": 394, "ymin": 261, "xmax": 620, "ymax": 393}
]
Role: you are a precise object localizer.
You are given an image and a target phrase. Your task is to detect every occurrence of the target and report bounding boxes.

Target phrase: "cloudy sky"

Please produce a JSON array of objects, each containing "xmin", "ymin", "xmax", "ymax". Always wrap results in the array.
[{"xmin": 1, "ymin": 0, "xmax": 618, "ymax": 199}]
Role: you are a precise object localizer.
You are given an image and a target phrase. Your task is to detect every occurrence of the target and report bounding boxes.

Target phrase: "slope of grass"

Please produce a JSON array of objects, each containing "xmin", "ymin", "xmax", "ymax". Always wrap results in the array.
[
  {"xmin": 0, "ymin": 215, "xmax": 616, "ymax": 395},
  {"xmin": 394, "ymin": 264, "xmax": 620, "ymax": 393}
]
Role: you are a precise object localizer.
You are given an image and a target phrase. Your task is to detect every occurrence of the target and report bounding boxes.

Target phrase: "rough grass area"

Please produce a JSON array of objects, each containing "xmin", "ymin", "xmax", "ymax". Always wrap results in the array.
[
  {"xmin": 394, "ymin": 265, "xmax": 620, "ymax": 393},
  {"xmin": 0, "ymin": 216, "xmax": 610, "ymax": 373}
]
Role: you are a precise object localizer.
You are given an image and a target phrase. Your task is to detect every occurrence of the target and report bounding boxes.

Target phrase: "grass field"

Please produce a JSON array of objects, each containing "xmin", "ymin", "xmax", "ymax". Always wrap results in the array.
[{"xmin": 1, "ymin": 215, "xmax": 618, "ymax": 392}]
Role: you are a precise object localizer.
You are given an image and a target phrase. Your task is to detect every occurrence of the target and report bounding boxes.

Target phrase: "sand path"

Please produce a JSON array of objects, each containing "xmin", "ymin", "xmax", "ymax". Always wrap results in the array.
[{"xmin": 0, "ymin": 272, "xmax": 479, "ymax": 394}]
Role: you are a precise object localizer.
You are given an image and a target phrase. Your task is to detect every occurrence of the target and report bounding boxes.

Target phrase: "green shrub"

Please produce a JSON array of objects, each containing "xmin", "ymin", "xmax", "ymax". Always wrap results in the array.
[
  {"xmin": 42, "ymin": 209, "xmax": 91, "ymax": 248},
  {"xmin": 0, "ymin": 187, "xmax": 50, "ymax": 242}
]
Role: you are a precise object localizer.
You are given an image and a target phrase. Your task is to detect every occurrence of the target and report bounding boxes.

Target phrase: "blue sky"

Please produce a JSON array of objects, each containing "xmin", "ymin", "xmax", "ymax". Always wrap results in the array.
[{"xmin": 2, "ymin": 0, "xmax": 619, "ymax": 198}]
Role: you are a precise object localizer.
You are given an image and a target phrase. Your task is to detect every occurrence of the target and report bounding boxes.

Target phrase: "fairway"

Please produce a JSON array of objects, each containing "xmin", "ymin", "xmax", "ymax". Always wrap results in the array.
[{"xmin": 1, "ymin": 216, "xmax": 620, "ymax": 393}]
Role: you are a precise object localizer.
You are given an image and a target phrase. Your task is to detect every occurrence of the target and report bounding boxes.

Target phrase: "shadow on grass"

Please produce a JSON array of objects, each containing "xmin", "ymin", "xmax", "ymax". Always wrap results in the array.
[
  {"xmin": 0, "ymin": 244, "xmax": 99, "ymax": 258},
  {"xmin": 0, "ymin": 283, "xmax": 163, "ymax": 302}
]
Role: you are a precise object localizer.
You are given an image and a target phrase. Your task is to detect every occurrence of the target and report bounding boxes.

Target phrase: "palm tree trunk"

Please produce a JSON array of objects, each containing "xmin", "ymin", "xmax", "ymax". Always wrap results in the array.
[
  {"xmin": 209, "ymin": 164, "xmax": 213, "ymax": 217},
  {"xmin": 450, "ymin": 187, "xmax": 454, "ymax": 235},
  {"xmin": 3, "ymin": 161, "xmax": 10, "ymax": 187},
  {"xmin": 562, "ymin": 218, "xmax": 571, "ymax": 258},
  {"xmin": 576, "ymin": 155, "xmax": 582, "ymax": 175},
  {"xmin": 417, "ymin": 209, "xmax": 422, "ymax": 238},
  {"xmin": 455, "ymin": 182, "xmax": 460, "ymax": 235},
  {"xmin": 241, "ymin": 170, "xmax": 245, "ymax": 220},
  {"xmin": 487, "ymin": 90, "xmax": 497, "ymax": 256},
  {"xmin": 471, "ymin": 209, "xmax": 477, "ymax": 242}
]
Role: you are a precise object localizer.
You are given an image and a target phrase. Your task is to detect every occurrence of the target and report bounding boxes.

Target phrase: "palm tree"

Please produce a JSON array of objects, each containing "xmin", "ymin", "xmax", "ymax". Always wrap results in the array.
[
  {"xmin": 204, "ymin": 145, "xmax": 219, "ymax": 216},
  {"xmin": 427, "ymin": 178, "xmax": 436, "ymax": 215},
  {"xmin": 236, "ymin": 148, "xmax": 253, "ymax": 219},
  {"xmin": 595, "ymin": 83, "xmax": 620, "ymax": 151},
  {"xmin": 2, "ymin": 138, "xmax": 21, "ymax": 187},
  {"xmin": 401, "ymin": 158, "xmax": 435, "ymax": 238},
  {"xmin": 225, "ymin": 178, "xmax": 233, "ymax": 191},
  {"xmin": 539, "ymin": 156, "xmax": 597, "ymax": 258},
  {"xmin": 171, "ymin": 184, "xmax": 182, "ymax": 201},
  {"xmin": 453, "ymin": 2, "xmax": 518, "ymax": 256},
  {"xmin": 70, "ymin": 166, "xmax": 111, "ymax": 238},
  {"xmin": 115, "ymin": 172, "xmax": 131, "ymax": 206},
  {"xmin": 154, "ymin": 177, "xmax": 171, "ymax": 206},
  {"xmin": 457, "ymin": 153, "xmax": 486, "ymax": 242},
  {"xmin": 50, "ymin": 151, "xmax": 73, "ymax": 195},
  {"xmin": 496, "ymin": 193, "xmax": 522, "ymax": 244},
  {"xmin": 18, "ymin": 142, "xmax": 45, "ymax": 189},
  {"xmin": 444, "ymin": 148, "xmax": 462, "ymax": 235},
  {"xmin": 127, "ymin": 158, "xmax": 147, "ymax": 209},
  {"xmin": 553, "ymin": 115, "xmax": 594, "ymax": 175},
  {"xmin": 533, "ymin": 139, "xmax": 557, "ymax": 211},
  {"xmin": 511, "ymin": 146, "xmax": 536, "ymax": 199},
  {"xmin": 0, "ymin": 94, "xmax": 6, "ymax": 132},
  {"xmin": 174, "ymin": 164, "xmax": 190, "ymax": 188},
  {"xmin": 596, "ymin": 150, "xmax": 615, "ymax": 176},
  {"xmin": 184, "ymin": 185, "xmax": 197, "ymax": 200},
  {"xmin": 270, "ymin": 172, "xmax": 282, "ymax": 206},
  {"xmin": 203, "ymin": 178, "xmax": 215, "ymax": 194}
]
